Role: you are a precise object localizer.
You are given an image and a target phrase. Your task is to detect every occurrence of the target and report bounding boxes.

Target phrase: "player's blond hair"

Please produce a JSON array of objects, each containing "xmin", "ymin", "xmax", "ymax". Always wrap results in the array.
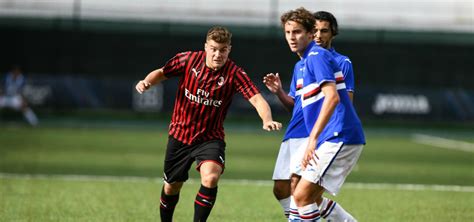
[
  {"xmin": 280, "ymin": 7, "xmax": 315, "ymax": 33},
  {"xmin": 206, "ymin": 26, "xmax": 232, "ymax": 45}
]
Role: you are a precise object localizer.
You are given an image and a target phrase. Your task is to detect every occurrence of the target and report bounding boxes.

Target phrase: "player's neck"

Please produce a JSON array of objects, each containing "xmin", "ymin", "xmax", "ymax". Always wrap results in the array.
[
  {"xmin": 297, "ymin": 42, "xmax": 312, "ymax": 58},
  {"xmin": 205, "ymin": 60, "xmax": 221, "ymax": 71}
]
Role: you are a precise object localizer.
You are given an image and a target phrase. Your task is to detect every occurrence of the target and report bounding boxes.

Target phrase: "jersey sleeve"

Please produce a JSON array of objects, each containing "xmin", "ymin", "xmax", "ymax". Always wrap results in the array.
[
  {"xmin": 340, "ymin": 57, "xmax": 355, "ymax": 92},
  {"xmin": 288, "ymin": 70, "xmax": 297, "ymax": 99},
  {"xmin": 235, "ymin": 68, "xmax": 260, "ymax": 100},
  {"xmin": 306, "ymin": 50, "xmax": 340, "ymax": 85},
  {"xmin": 162, "ymin": 51, "xmax": 191, "ymax": 78}
]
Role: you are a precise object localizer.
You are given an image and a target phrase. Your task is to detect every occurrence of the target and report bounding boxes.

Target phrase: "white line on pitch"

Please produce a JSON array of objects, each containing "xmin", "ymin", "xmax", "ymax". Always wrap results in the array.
[
  {"xmin": 1, "ymin": 173, "xmax": 473, "ymax": 193},
  {"xmin": 412, "ymin": 133, "xmax": 474, "ymax": 153}
]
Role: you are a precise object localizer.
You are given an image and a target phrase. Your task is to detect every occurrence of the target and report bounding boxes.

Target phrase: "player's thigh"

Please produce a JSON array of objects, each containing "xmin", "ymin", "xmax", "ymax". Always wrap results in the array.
[
  {"xmin": 163, "ymin": 136, "xmax": 195, "ymax": 183},
  {"xmin": 273, "ymin": 138, "xmax": 308, "ymax": 180},
  {"xmin": 289, "ymin": 137, "xmax": 309, "ymax": 176},
  {"xmin": 320, "ymin": 143, "xmax": 363, "ymax": 195},
  {"xmin": 193, "ymin": 140, "xmax": 226, "ymax": 172},
  {"xmin": 324, "ymin": 144, "xmax": 363, "ymax": 183},
  {"xmin": 300, "ymin": 142, "xmax": 344, "ymax": 194},
  {"xmin": 272, "ymin": 140, "xmax": 292, "ymax": 180}
]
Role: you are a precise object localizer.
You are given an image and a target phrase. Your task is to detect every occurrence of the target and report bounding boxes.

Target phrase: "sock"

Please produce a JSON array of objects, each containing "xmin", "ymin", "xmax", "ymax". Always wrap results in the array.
[
  {"xmin": 23, "ymin": 108, "xmax": 38, "ymax": 126},
  {"xmin": 159, "ymin": 188, "xmax": 180, "ymax": 222},
  {"xmin": 319, "ymin": 197, "xmax": 357, "ymax": 222},
  {"xmin": 288, "ymin": 196, "xmax": 301, "ymax": 221},
  {"xmin": 298, "ymin": 203, "xmax": 321, "ymax": 221},
  {"xmin": 194, "ymin": 185, "xmax": 217, "ymax": 222},
  {"xmin": 278, "ymin": 197, "xmax": 291, "ymax": 218}
]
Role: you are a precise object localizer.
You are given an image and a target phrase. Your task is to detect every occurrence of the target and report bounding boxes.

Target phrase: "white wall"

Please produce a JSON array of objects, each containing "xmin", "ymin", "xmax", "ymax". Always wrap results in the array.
[{"xmin": 0, "ymin": 0, "xmax": 472, "ymax": 32}]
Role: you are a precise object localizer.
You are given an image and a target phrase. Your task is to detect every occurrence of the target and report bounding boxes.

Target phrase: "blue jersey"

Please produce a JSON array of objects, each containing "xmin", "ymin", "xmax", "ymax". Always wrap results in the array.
[
  {"xmin": 282, "ymin": 60, "xmax": 309, "ymax": 141},
  {"xmin": 4, "ymin": 72, "xmax": 25, "ymax": 96},
  {"xmin": 301, "ymin": 42, "xmax": 365, "ymax": 148},
  {"xmin": 330, "ymin": 48, "xmax": 355, "ymax": 92}
]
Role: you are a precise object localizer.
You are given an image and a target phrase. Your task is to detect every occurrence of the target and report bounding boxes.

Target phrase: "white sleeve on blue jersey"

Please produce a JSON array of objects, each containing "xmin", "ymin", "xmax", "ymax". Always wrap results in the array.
[{"xmin": 306, "ymin": 50, "xmax": 340, "ymax": 85}]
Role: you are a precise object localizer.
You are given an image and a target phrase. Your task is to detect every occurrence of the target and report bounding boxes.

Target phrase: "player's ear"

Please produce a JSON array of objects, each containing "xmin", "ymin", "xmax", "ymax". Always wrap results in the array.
[
  {"xmin": 228, "ymin": 45, "xmax": 232, "ymax": 52},
  {"xmin": 204, "ymin": 43, "xmax": 208, "ymax": 50}
]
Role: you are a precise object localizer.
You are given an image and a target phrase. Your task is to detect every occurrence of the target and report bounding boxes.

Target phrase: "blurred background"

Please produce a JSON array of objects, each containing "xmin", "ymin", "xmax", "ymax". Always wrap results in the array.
[
  {"xmin": 0, "ymin": 0, "xmax": 473, "ymax": 125},
  {"xmin": 0, "ymin": 1, "xmax": 473, "ymax": 221}
]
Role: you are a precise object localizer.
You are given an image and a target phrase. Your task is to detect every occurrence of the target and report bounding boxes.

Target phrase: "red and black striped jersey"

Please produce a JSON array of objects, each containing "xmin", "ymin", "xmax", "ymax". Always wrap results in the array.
[{"xmin": 162, "ymin": 51, "xmax": 259, "ymax": 144}]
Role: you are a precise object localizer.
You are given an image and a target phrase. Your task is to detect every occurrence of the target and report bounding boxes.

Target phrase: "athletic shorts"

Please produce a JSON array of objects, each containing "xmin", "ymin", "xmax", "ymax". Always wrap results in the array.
[
  {"xmin": 301, "ymin": 142, "xmax": 363, "ymax": 196},
  {"xmin": 0, "ymin": 95, "xmax": 23, "ymax": 110},
  {"xmin": 272, "ymin": 137, "xmax": 309, "ymax": 180},
  {"xmin": 163, "ymin": 136, "xmax": 226, "ymax": 183}
]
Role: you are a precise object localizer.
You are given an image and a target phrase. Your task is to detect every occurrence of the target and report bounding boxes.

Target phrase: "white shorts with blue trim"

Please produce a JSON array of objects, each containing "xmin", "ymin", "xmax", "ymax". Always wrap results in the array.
[
  {"xmin": 272, "ymin": 137, "xmax": 309, "ymax": 180},
  {"xmin": 301, "ymin": 142, "xmax": 363, "ymax": 195}
]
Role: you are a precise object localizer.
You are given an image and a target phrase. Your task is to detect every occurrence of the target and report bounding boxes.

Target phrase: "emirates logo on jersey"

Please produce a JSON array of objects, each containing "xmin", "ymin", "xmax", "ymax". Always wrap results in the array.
[{"xmin": 185, "ymin": 88, "xmax": 223, "ymax": 107}]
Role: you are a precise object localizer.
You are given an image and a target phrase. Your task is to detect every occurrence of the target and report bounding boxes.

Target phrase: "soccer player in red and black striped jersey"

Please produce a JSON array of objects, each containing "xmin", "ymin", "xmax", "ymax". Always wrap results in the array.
[{"xmin": 135, "ymin": 26, "xmax": 282, "ymax": 222}]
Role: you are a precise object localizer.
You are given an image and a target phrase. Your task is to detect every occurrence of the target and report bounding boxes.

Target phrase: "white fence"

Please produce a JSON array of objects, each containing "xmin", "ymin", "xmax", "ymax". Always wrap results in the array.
[{"xmin": 0, "ymin": 0, "xmax": 472, "ymax": 32}]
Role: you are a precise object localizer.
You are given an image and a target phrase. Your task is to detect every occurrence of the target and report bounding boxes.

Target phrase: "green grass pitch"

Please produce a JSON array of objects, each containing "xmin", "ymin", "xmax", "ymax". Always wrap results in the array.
[{"xmin": 0, "ymin": 124, "xmax": 473, "ymax": 221}]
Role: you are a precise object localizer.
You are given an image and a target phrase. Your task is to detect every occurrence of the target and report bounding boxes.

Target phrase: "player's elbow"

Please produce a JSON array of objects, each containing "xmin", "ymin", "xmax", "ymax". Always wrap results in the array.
[{"xmin": 328, "ymin": 93, "xmax": 340, "ymax": 106}]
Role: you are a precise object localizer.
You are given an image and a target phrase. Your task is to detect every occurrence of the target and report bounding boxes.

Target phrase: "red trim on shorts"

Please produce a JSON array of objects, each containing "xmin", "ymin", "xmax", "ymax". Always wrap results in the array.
[{"xmin": 195, "ymin": 160, "xmax": 225, "ymax": 174}]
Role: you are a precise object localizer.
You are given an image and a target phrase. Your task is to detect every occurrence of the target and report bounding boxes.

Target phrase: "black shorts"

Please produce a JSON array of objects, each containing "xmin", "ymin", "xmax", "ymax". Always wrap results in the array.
[{"xmin": 163, "ymin": 136, "xmax": 226, "ymax": 183}]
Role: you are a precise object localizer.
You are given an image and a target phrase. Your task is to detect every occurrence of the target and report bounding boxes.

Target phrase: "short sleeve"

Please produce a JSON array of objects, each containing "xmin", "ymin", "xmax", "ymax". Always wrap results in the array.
[
  {"xmin": 162, "ymin": 51, "xmax": 191, "ymax": 78},
  {"xmin": 306, "ymin": 50, "xmax": 340, "ymax": 85},
  {"xmin": 288, "ymin": 74, "xmax": 296, "ymax": 98},
  {"xmin": 340, "ymin": 58, "xmax": 355, "ymax": 92},
  {"xmin": 234, "ymin": 68, "xmax": 260, "ymax": 100}
]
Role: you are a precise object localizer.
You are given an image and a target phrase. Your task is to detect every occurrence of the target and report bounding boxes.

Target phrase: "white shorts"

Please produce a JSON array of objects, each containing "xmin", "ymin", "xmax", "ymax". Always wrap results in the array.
[
  {"xmin": 272, "ymin": 137, "xmax": 309, "ymax": 180},
  {"xmin": 0, "ymin": 95, "xmax": 23, "ymax": 110},
  {"xmin": 301, "ymin": 142, "xmax": 363, "ymax": 196}
]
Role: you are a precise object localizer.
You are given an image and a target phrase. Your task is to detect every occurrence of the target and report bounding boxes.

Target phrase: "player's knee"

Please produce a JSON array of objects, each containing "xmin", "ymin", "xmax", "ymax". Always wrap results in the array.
[
  {"xmin": 201, "ymin": 173, "xmax": 220, "ymax": 187},
  {"xmin": 273, "ymin": 181, "xmax": 290, "ymax": 198},
  {"xmin": 292, "ymin": 188, "xmax": 312, "ymax": 206},
  {"xmin": 163, "ymin": 182, "xmax": 183, "ymax": 195}
]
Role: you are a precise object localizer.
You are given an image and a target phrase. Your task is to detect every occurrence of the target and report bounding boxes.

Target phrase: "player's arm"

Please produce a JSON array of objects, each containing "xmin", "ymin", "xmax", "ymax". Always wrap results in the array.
[
  {"xmin": 248, "ymin": 93, "xmax": 283, "ymax": 131},
  {"xmin": 263, "ymin": 73, "xmax": 294, "ymax": 111},
  {"xmin": 347, "ymin": 91, "xmax": 354, "ymax": 102},
  {"xmin": 302, "ymin": 82, "xmax": 340, "ymax": 168},
  {"xmin": 135, "ymin": 68, "xmax": 168, "ymax": 94},
  {"xmin": 340, "ymin": 58, "xmax": 355, "ymax": 103}
]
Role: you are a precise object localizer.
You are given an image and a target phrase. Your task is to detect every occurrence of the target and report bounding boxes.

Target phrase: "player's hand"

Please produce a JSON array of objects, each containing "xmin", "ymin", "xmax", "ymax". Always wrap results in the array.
[
  {"xmin": 262, "ymin": 121, "xmax": 282, "ymax": 131},
  {"xmin": 135, "ymin": 80, "xmax": 152, "ymax": 94},
  {"xmin": 263, "ymin": 73, "xmax": 282, "ymax": 94},
  {"xmin": 302, "ymin": 139, "xmax": 318, "ymax": 170}
]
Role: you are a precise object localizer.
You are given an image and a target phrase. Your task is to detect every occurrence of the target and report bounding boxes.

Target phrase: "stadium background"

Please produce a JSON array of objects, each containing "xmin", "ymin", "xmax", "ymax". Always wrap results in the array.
[
  {"xmin": 0, "ymin": 1, "xmax": 473, "ymax": 221},
  {"xmin": 0, "ymin": 0, "xmax": 473, "ymax": 123}
]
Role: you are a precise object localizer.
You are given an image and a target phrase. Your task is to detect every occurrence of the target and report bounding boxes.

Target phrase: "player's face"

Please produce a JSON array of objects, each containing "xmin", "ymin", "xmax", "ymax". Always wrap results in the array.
[
  {"xmin": 205, "ymin": 40, "xmax": 231, "ymax": 70},
  {"xmin": 314, "ymin": 20, "xmax": 334, "ymax": 49},
  {"xmin": 284, "ymin": 21, "xmax": 314, "ymax": 57}
]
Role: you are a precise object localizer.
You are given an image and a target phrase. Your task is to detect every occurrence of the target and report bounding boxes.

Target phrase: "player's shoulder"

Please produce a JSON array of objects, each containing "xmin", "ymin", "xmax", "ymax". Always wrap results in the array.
[
  {"xmin": 224, "ymin": 58, "xmax": 246, "ymax": 74},
  {"xmin": 308, "ymin": 44, "xmax": 331, "ymax": 57},
  {"xmin": 306, "ymin": 45, "xmax": 335, "ymax": 67},
  {"xmin": 177, "ymin": 51, "xmax": 192, "ymax": 55},
  {"xmin": 177, "ymin": 50, "xmax": 203, "ymax": 57},
  {"xmin": 331, "ymin": 48, "xmax": 352, "ymax": 64}
]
